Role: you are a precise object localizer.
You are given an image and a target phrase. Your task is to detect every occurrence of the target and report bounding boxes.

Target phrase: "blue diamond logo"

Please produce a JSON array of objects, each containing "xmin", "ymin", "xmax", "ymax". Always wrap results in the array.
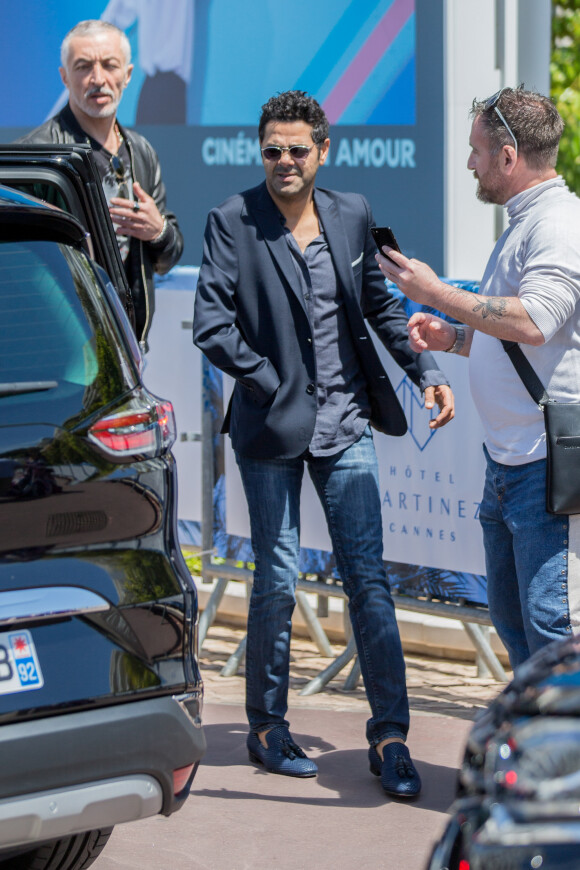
[{"xmin": 395, "ymin": 377, "xmax": 437, "ymax": 451}]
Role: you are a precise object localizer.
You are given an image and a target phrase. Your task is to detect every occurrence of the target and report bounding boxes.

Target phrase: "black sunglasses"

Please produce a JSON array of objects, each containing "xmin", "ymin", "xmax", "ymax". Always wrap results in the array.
[
  {"xmin": 261, "ymin": 144, "xmax": 313, "ymax": 162},
  {"xmin": 110, "ymin": 153, "xmax": 126, "ymax": 181},
  {"xmin": 483, "ymin": 88, "xmax": 518, "ymax": 158}
]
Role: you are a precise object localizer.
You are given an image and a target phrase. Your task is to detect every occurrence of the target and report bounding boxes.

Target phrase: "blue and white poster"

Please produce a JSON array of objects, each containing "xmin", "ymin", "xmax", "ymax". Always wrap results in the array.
[
  {"xmin": 1, "ymin": 0, "xmax": 445, "ymax": 270},
  {"xmin": 2, "ymin": 0, "xmax": 416, "ymax": 127}
]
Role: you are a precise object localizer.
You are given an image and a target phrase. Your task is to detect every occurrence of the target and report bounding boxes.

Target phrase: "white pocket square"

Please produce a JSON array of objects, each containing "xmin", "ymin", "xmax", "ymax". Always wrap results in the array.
[{"xmin": 351, "ymin": 252, "xmax": 364, "ymax": 267}]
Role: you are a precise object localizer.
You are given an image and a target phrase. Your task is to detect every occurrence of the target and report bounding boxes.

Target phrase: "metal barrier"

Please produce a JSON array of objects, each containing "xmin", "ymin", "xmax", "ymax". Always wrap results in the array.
[{"xmin": 198, "ymin": 355, "xmax": 509, "ymax": 689}]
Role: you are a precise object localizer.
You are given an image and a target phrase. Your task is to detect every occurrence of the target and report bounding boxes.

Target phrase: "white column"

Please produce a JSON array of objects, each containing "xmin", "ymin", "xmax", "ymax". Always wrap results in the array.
[
  {"xmin": 444, "ymin": 0, "xmax": 499, "ymax": 279},
  {"xmin": 443, "ymin": 0, "xmax": 552, "ymax": 278},
  {"xmin": 517, "ymin": 0, "xmax": 551, "ymax": 95}
]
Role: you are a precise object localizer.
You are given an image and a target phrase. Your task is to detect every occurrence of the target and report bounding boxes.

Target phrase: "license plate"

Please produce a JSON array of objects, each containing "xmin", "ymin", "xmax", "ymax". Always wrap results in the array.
[{"xmin": 0, "ymin": 629, "xmax": 44, "ymax": 694}]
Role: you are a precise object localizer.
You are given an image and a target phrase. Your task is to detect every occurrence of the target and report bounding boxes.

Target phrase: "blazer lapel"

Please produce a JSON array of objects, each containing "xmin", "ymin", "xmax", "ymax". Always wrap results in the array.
[
  {"xmin": 245, "ymin": 183, "xmax": 307, "ymax": 312},
  {"xmin": 314, "ymin": 189, "xmax": 357, "ymax": 301}
]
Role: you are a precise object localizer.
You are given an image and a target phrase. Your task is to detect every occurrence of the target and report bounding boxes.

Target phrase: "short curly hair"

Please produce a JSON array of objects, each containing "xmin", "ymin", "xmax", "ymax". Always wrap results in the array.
[{"xmin": 259, "ymin": 91, "xmax": 329, "ymax": 145}]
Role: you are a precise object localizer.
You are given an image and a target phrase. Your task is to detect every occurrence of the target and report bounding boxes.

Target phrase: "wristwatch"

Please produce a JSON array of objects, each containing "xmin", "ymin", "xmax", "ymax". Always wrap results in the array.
[{"xmin": 446, "ymin": 325, "xmax": 466, "ymax": 354}]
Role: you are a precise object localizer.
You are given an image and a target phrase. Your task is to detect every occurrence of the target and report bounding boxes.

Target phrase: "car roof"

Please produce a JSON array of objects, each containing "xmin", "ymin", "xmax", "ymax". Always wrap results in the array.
[{"xmin": 0, "ymin": 183, "xmax": 87, "ymax": 246}]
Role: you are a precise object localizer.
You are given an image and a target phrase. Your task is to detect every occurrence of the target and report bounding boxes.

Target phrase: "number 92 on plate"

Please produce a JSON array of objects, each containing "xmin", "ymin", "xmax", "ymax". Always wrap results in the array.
[{"xmin": 0, "ymin": 630, "xmax": 44, "ymax": 694}]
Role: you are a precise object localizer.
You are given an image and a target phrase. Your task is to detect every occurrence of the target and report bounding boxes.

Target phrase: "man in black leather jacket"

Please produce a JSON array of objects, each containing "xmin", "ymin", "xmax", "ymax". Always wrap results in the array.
[{"xmin": 18, "ymin": 19, "xmax": 183, "ymax": 347}]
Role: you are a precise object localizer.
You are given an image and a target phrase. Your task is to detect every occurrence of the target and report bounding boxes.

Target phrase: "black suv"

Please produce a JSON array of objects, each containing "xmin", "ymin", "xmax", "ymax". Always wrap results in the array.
[{"xmin": 0, "ymin": 146, "xmax": 205, "ymax": 870}]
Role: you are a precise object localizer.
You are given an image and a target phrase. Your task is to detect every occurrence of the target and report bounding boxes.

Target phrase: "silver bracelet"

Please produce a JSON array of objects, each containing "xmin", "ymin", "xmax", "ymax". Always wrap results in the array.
[
  {"xmin": 151, "ymin": 215, "xmax": 168, "ymax": 244},
  {"xmin": 446, "ymin": 325, "xmax": 466, "ymax": 354}
]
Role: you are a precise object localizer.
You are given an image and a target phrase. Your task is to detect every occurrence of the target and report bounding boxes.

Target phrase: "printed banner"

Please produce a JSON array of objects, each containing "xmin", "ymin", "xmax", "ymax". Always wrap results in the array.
[
  {"xmin": 147, "ymin": 271, "xmax": 488, "ymax": 605},
  {"xmin": 221, "ymin": 282, "xmax": 488, "ymax": 605},
  {"xmin": 1, "ymin": 0, "xmax": 447, "ymax": 277}
]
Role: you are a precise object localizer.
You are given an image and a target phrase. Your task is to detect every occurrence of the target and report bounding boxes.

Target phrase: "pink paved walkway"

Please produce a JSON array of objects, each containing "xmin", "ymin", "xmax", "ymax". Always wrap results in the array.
[{"xmin": 95, "ymin": 626, "xmax": 504, "ymax": 870}]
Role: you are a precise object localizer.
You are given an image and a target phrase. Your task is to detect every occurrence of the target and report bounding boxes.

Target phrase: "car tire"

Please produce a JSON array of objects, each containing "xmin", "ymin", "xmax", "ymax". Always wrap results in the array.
[{"xmin": 0, "ymin": 829, "xmax": 113, "ymax": 870}]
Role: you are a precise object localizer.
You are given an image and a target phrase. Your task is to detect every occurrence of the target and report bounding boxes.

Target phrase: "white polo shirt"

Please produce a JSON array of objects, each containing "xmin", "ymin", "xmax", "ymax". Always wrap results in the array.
[{"xmin": 469, "ymin": 177, "xmax": 580, "ymax": 465}]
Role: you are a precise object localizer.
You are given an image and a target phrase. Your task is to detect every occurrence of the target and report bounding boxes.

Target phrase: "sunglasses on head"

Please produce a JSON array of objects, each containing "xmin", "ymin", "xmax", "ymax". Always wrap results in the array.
[
  {"xmin": 483, "ymin": 88, "xmax": 518, "ymax": 158},
  {"xmin": 261, "ymin": 144, "xmax": 313, "ymax": 161}
]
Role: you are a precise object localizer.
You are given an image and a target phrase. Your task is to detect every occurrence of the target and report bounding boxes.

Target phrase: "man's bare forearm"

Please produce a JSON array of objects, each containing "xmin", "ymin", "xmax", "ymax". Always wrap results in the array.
[{"xmin": 431, "ymin": 280, "xmax": 544, "ymax": 346}]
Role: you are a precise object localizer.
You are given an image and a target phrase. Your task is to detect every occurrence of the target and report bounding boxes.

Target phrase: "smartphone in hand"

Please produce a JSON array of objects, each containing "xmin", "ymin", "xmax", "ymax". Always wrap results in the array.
[{"xmin": 370, "ymin": 226, "xmax": 401, "ymax": 263}]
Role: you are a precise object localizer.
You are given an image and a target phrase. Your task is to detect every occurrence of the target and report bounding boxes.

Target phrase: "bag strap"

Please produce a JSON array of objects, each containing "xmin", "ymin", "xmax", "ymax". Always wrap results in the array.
[{"xmin": 501, "ymin": 340, "xmax": 550, "ymax": 407}]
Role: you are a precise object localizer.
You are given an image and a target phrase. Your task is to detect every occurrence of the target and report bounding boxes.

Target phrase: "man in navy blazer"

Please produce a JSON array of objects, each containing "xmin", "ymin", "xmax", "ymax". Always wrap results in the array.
[{"xmin": 193, "ymin": 91, "xmax": 454, "ymax": 797}]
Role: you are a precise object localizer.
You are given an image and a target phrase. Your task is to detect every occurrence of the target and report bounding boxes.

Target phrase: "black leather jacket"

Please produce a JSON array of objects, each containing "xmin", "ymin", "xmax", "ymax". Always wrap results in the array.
[{"xmin": 17, "ymin": 103, "xmax": 183, "ymax": 344}]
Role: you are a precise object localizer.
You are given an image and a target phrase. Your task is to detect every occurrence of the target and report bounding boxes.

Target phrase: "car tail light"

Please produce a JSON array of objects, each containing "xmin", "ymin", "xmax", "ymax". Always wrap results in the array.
[
  {"xmin": 88, "ymin": 399, "xmax": 176, "ymax": 458},
  {"xmin": 504, "ymin": 769, "xmax": 518, "ymax": 786},
  {"xmin": 173, "ymin": 763, "xmax": 195, "ymax": 795},
  {"xmin": 458, "ymin": 861, "xmax": 470, "ymax": 870}
]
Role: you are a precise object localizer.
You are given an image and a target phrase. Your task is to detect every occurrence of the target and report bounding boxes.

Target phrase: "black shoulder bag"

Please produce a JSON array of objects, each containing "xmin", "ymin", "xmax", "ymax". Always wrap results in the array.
[{"xmin": 502, "ymin": 339, "xmax": 580, "ymax": 515}]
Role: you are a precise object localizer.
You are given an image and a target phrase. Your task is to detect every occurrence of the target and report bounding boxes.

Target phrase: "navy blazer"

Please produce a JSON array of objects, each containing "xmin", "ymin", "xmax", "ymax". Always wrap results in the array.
[{"xmin": 193, "ymin": 181, "xmax": 448, "ymax": 459}]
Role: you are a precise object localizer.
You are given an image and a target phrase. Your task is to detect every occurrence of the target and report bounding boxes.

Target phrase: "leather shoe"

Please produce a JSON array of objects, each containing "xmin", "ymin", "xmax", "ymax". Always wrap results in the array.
[
  {"xmin": 369, "ymin": 742, "xmax": 422, "ymax": 798},
  {"xmin": 247, "ymin": 725, "xmax": 318, "ymax": 777}
]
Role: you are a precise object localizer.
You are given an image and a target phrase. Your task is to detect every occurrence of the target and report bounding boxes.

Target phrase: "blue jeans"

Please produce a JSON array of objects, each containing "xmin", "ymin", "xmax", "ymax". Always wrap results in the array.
[
  {"xmin": 235, "ymin": 426, "xmax": 409, "ymax": 747},
  {"xmin": 479, "ymin": 446, "xmax": 572, "ymax": 669}
]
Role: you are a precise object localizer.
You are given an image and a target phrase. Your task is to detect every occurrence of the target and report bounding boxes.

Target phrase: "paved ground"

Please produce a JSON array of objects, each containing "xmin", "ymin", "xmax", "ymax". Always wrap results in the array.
[
  {"xmin": 96, "ymin": 626, "xmax": 507, "ymax": 870},
  {"xmin": 199, "ymin": 625, "xmax": 506, "ymax": 719}
]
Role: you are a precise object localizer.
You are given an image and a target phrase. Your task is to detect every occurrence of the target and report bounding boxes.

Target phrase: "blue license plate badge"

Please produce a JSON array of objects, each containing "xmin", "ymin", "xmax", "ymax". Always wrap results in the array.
[{"xmin": 0, "ymin": 629, "xmax": 44, "ymax": 694}]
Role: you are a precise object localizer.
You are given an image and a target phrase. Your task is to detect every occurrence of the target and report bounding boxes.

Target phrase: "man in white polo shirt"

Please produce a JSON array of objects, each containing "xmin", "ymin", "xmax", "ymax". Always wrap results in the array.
[{"xmin": 376, "ymin": 86, "xmax": 580, "ymax": 670}]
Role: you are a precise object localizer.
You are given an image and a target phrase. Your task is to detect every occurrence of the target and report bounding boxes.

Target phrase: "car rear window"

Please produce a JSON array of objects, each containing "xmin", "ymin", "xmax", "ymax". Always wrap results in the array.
[
  {"xmin": 6, "ymin": 181, "xmax": 68, "ymax": 212},
  {"xmin": 0, "ymin": 240, "xmax": 99, "ymax": 393}
]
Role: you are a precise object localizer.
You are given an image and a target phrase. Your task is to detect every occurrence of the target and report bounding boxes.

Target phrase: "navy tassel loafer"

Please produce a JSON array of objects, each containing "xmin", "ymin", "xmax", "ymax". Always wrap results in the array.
[
  {"xmin": 247, "ymin": 725, "xmax": 318, "ymax": 777},
  {"xmin": 369, "ymin": 742, "xmax": 422, "ymax": 798}
]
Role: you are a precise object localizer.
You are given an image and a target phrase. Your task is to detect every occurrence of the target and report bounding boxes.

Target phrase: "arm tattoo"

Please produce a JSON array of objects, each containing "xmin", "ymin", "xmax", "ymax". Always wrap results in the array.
[
  {"xmin": 471, "ymin": 297, "xmax": 507, "ymax": 320},
  {"xmin": 449, "ymin": 286, "xmax": 508, "ymax": 321}
]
